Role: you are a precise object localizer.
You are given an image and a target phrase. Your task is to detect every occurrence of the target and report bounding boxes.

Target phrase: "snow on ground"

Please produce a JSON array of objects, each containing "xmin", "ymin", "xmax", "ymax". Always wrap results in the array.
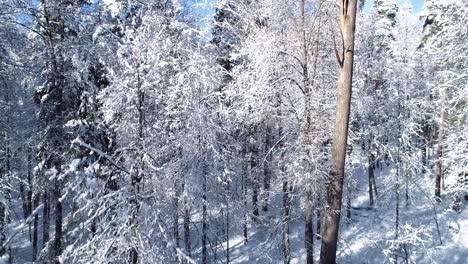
[
  {"xmin": 6, "ymin": 161, "xmax": 467, "ymax": 263},
  {"xmin": 223, "ymin": 161, "xmax": 467, "ymax": 264}
]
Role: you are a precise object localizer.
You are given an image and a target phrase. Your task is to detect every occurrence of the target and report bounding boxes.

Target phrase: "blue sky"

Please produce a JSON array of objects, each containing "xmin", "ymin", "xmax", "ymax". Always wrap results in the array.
[{"xmin": 365, "ymin": 0, "xmax": 425, "ymax": 13}]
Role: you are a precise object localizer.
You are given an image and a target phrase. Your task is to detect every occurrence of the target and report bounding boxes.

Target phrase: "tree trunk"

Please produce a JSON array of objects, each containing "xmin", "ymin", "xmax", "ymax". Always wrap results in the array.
[
  {"xmin": 250, "ymin": 125, "xmax": 259, "ymax": 222},
  {"xmin": 368, "ymin": 133, "xmax": 375, "ymax": 206},
  {"xmin": 394, "ymin": 157, "xmax": 400, "ymax": 264},
  {"xmin": 320, "ymin": 1, "xmax": 357, "ymax": 263},
  {"xmin": 226, "ymin": 176, "xmax": 230, "ymax": 264},
  {"xmin": 32, "ymin": 192, "xmax": 40, "ymax": 261},
  {"xmin": 202, "ymin": 156, "xmax": 208, "ymax": 264},
  {"xmin": 242, "ymin": 147, "xmax": 248, "ymax": 244},
  {"xmin": 42, "ymin": 188, "xmax": 50, "ymax": 251},
  {"xmin": 262, "ymin": 123, "xmax": 272, "ymax": 212},
  {"xmin": 173, "ymin": 180, "xmax": 180, "ymax": 250},
  {"xmin": 435, "ymin": 87, "xmax": 446, "ymax": 199},
  {"xmin": 282, "ymin": 165, "xmax": 291, "ymax": 264},
  {"xmin": 183, "ymin": 191, "xmax": 191, "ymax": 257},
  {"xmin": 173, "ymin": 149, "xmax": 183, "ymax": 251},
  {"xmin": 54, "ymin": 179, "xmax": 63, "ymax": 263},
  {"xmin": 27, "ymin": 147, "xmax": 33, "ymax": 240},
  {"xmin": 305, "ymin": 190, "xmax": 314, "ymax": 264},
  {"xmin": 316, "ymin": 193, "xmax": 322, "ymax": 239}
]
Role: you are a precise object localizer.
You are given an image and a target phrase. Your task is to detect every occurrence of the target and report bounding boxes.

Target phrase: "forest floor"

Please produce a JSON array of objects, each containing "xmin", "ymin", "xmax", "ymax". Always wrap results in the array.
[
  {"xmin": 226, "ymin": 160, "xmax": 468, "ymax": 264},
  {"xmin": 4, "ymin": 161, "xmax": 467, "ymax": 264}
]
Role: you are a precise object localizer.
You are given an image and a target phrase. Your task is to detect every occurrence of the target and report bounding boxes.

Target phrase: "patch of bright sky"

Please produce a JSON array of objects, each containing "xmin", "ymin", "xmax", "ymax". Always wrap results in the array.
[{"xmin": 364, "ymin": 0, "xmax": 425, "ymax": 14}]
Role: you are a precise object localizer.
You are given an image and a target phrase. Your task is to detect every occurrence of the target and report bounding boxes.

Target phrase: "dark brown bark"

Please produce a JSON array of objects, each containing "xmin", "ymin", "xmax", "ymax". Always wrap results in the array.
[{"xmin": 320, "ymin": 1, "xmax": 357, "ymax": 263}]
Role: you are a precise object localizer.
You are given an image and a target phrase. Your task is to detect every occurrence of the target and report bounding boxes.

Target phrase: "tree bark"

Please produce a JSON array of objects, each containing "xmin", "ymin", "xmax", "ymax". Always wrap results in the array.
[
  {"xmin": 435, "ymin": 87, "xmax": 446, "ymax": 199},
  {"xmin": 368, "ymin": 133, "xmax": 375, "ymax": 206},
  {"xmin": 262, "ymin": 123, "xmax": 272, "ymax": 212},
  {"xmin": 282, "ymin": 166, "xmax": 291, "ymax": 264},
  {"xmin": 202, "ymin": 155, "xmax": 208, "ymax": 264},
  {"xmin": 250, "ymin": 125, "xmax": 260, "ymax": 222},
  {"xmin": 320, "ymin": 1, "xmax": 357, "ymax": 263},
  {"xmin": 242, "ymin": 147, "xmax": 248, "ymax": 244},
  {"xmin": 183, "ymin": 190, "xmax": 191, "ymax": 257},
  {"xmin": 305, "ymin": 191, "xmax": 314, "ymax": 264},
  {"xmin": 54, "ymin": 179, "xmax": 63, "ymax": 263},
  {"xmin": 42, "ymin": 188, "xmax": 50, "ymax": 252},
  {"xmin": 32, "ymin": 192, "xmax": 40, "ymax": 261}
]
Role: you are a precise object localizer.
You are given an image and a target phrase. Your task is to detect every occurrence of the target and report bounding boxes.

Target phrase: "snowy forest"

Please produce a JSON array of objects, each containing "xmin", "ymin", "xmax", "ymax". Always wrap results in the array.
[{"xmin": 0, "ymin": 0, "xmax": 467, "ymax": 263}]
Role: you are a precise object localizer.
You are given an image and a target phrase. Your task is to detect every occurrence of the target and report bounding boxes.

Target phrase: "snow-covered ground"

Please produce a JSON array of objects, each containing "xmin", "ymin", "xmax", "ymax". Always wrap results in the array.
[
  {"xmin": 222, "ymin": 162, "xmax": 467, "ymax": 264},
  {"xmin": 5, "ymin": 162, "xmax": 467, "ymax": 264}
]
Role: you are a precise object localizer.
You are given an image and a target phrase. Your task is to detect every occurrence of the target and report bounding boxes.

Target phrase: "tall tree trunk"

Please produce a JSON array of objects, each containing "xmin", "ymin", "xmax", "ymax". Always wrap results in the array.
[
  {"xmin": 368, "ymin": 132, "xmax": 375, "ymax": 206},
  {"xmin": 226, "ymin": 177, "xmax": 230, "ymax": 264},
  {"xmin": 250, "ymin": 125, "xmax": 259, "ymax": 222},
  {"xmin": 27, "ymin": 146, "xmax": 34, "ymax": 240},
  {"xmin": 202, "ymin": 155, "xmax": 208, "ymax": 264},
  {"xmin": 32, "ymin": 192, "xmax": 40, "ymax": 261},
  {"xmin": 305, "ymin": 190, "xmax": 314, "ymax": 264},
  {"xmin": 435, "ymin": 87, "xmax": 446, "ymax": 199},
  {"xmin": 173, "ymin": 148, "xmax": 183, "ymax": 252},
  {"xmin": 316, "ymin": 194, "xmax": 322, "ymax": 239},
  {"xmin": 42, "ymin": 188, "xmax": 50, "ymax": 252},
  {"xmin": 183, "ymin": 190, "xmax": 191, "ymax": 257},
  {"xmin": 54, "ymin": 179, "xmax": 63, "ymax": 263},
  {"xmin": 421, "ymin": 124, "xmax": 428, "ymax": 173},
  {"xmin": 173, "ymin": 180, "xmax": 180, "ymax": 250},
  {"xmin": 320, "ymin": 1, "xmax": 357, "ymax": 263},
  {"xmin": 262, "ymin": 123, "xmax": 272, "ymax": 212},
  {"xmin": 282, "ymin": 164, "xmax": 291, "ymax": 264},
  {"xmin": 394, "ymin": 163, "xmax": 400, "ymax": 264},
  {"xmin": 299, "ymin": 1, "xmax": 314, "ymax": 262},
  {"xmin": 129, "ymin": 71, "xmax": 145, "ymax": 264},
  {"xmin": 242, "ymin": 147, "xmax": 248, "ymax": 244}
]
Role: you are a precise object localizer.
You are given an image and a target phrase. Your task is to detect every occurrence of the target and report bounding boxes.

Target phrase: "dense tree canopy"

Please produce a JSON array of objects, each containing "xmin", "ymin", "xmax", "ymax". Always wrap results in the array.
[{"xmin": 0, "ymin": 0, "xmax": 466, "ymax": 263}]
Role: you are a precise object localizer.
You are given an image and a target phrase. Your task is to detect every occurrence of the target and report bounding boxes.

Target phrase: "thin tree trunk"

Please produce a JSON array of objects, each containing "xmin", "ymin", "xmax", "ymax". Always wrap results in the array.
[
  {"xmin": 173, "ymin": 149, "xmax": 183, "ymax": 252},
  {"xmin": 173, "ymin": 180, "xmax": 180, "ymax": 250},
  {"xmin": 183, "ymin": 191, "xmax": 191, "ymax": 257},
  {"xmin": 42, "ymin": 188, "xmax": 50, "ymax": 252},
  {"xmin": 316, "ymin": 194, "xmax": 322, "ymax": 239},
  {"xmin": 282, "ymin": 166, "xmax": 291, "ymax": 264},
  {"xmin": 435, "ymin": 87, "xmax": 446, "ymax": 199},
  {"xmin": 226, "ymin": 176, "xmax": 230, "ymax": 264},
  {"xmin": 262, "ymin": 123, "xmax": 272, "ymax": 212},
  {"xmin": 368, "ymin": 133, "xmax": 375, "ymax": 206},
  {"xmin": 422, "ymin": 124, "xmax": 428, "ymax": 173},
  {"xmin": 27, "ymin": 147, "xmax": 33, "ymax": 240},
  {"xmin": 202, "ymin": 156, "xmax": 208, "ymax": 264},
  {"xmin": 305, "ymin": 190, "xmax": 314, "ymax": 264},
  {"xmin": 242, "ymin": 147, "xmax": 248, "ymax": 244},
  {"xmin": 320, "ymin": 1, "xmax": 357, "ymax": 263},
  {"xmin": 394, "ymin": 157, "xmax": 400, "ymax": 264},
  {"xmin": 250, "ymin": 126, "xmax": 259, "ymax": 222},
  {"xmin": 32, "ymin": 192, "xmax": 40, "ymax": 261},
  {"xmin": 54, "ymin": 179, "xmax": 63, "ymax": 263}
]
